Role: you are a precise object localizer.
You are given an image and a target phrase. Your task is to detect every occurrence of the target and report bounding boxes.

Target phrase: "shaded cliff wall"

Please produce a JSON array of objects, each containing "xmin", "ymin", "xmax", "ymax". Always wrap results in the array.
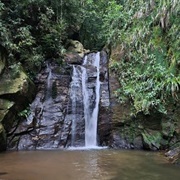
[{"xmin": 109, "ymin": 47, "xmax": 180, "ymax": 151}]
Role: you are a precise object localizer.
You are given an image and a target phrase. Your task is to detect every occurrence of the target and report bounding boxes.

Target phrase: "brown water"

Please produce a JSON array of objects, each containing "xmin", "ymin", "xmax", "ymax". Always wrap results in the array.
[{"xmin": 0, "ymin": 149, "xmax": 179, "ymax": 180}]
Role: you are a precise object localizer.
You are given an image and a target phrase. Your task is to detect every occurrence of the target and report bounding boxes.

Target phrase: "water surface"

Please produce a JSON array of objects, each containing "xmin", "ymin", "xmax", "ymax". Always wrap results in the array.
[{"xmin": 0, "ymin": 149, "xmax": 179, "ymax": 180}]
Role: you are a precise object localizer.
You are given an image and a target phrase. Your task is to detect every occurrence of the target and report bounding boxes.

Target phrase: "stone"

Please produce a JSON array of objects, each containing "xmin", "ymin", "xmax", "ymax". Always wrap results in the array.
[
  {"xmin": 0, "ymin": 64, "xmax": 36, "ymax": 151},
  {"xmin": 0, "ymin": 65, "xmax": 35, "ymax": 102},
  {"xmin": 7, "ymin": 51, "xmax": 111, "ymax": 150},
  {"xmin": 110, "ymin": 131, "xmax": 131, "ymax": 149},
  {"xmin": 0, "ymin": 99, "xmax": 15, "ymax": 122},
  {"xmin": 165, "ymin": 146, "xmax": 180, "ymax": 165},
  {"xmin": 66, "ymin": 39, "xmax": 90, "ymax": 58},
  {"xmin": 0, "ymin": 123, "xmax": 6, "ymax": 151},
  {"xmin": 142, "ymin": 130, "xmax": 162, "ymax": 150},
  {"xmin": 7, "ymin": 63, "xmax": 71, "ymax": 150},
  {"xmin": 64, "ymin": 52, "xmax": 83, "ymax": 65}
]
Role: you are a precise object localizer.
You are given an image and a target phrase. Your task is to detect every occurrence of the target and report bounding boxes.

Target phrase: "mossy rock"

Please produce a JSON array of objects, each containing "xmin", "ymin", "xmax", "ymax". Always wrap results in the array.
[
  {"xmin": 0, "ymin": 65, "xmax": 35, "ymax": 149},
  {"xmin": 0, "ymin": 64, "xmax": 35, "ymax": 102},
  {"xmin": 64, "ymin": 52, "xmax": 83, "ymax": 65},
  {"xmin": 0, "ymin": 123, "xmax": 6, "ymax": 151},
  {"xmin": 142, "ymin": 130, "xmax": 166, "ymax": 150},
  {"xmin": 0, "ymin": 99, "xmax": 15, "ymax": 123},
  {"xmin": 66, "ymin": 40, "xmax": 90, "ymax": 58},
  {"xmin": 162, "ymin": 121, "xmax": 175, "ymax": 139}
]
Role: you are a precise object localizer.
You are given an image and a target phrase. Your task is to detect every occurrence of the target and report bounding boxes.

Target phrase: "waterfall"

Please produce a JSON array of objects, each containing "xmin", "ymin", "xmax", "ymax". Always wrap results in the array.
[
  {"xmin": 69, "ymin": 52, "xmax": 101, "ymax": 148},
  {"xmin": 82, "ymin": 52, "xmax": 100, "ymax": 147},
  {"xmin": 10, "ymin": 51, "xmax": 110, "ymax": 150},
  {"xmin": 70, "ymin": 66, "xmax": 81, "ymax": 146},
  {"xmin": 45, "ymin": 63, "xmax": 52, "ymax": 100},
  {"xmin": 90, "ymin": 52, "xmax": 100, "ymax": 146}
]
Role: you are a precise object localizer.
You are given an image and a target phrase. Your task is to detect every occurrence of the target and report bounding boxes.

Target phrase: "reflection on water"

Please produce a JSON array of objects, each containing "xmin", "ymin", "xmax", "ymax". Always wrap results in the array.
[{"xmin": 0, "ymin": 149, "xmax": 179, "ymax": 180}]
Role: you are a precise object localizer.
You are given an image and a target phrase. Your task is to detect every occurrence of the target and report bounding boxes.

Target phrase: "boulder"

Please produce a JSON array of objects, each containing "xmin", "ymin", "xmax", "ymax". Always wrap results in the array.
[
  {"xmin": 64, "ymin": 40, "xmax": 90, "ymax": 65},
  {"xmin": 66, "ymin": 40, "xmax": 90, "ymax": 57},
  {"xmin": 0, "ymin": 64, "xmax": 35, "ymax": 151},
  {"xmin": 0, "ymin": 64, "xmax": 35, "ymax": 102}
]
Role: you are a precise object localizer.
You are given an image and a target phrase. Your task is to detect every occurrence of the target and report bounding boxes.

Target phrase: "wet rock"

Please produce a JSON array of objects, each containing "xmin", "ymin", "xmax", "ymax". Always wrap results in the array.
[
  {"xmin": 110, "ymin": 132, "xmax": 131, "ymax": 149},
  {"xmin": 7, "ymin": 51, "xmax": 111, "ymax": 150},
  {"xmin": 64, "ymin": 53, "xmax": 83, "ymax": 65},
  {"xmin": 97, "ymin": 51, "xmax": 111, "ymax": 146},
  {"xmin": 165, "ymin": 146, "xmax": 180, "ymax": 165},
  {"xmin": 7, "ymin": 63, "xmax": 71, "ymax": 150}
]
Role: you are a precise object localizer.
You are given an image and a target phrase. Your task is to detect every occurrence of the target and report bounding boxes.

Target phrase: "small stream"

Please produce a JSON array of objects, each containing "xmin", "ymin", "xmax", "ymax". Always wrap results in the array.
[{"xmin": 0, "ymin": 150, "xmax": 179, "ymax": 180}]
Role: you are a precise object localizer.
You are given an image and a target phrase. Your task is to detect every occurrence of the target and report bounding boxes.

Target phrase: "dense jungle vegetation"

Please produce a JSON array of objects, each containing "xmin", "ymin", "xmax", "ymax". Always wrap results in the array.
[{"xmin": 0, "ymin": 0, "xmax": 179, "ymax": 115}]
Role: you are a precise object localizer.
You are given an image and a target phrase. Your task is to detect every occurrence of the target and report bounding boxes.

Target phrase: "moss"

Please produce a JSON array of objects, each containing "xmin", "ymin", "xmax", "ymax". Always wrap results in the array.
[
  {"xmin": 118, "ymin": 119, "xmax": 141, "ymax": 144},
  {"xmin": 0, "ymin": 69, "xmax": 27, "ymax": 96},
  {"xmin": 162, "ymin": 121, "xmax": 175, "ymax": 139},
  {"xmin": 142, "ymin": 131, "xmax": 164, "ymax": 150},
  {"xmin": 0, "ymin": 99, "xmax": 15, "ymax": 123},
  {"xmin": 0, "ymin": 64, "xmax": 35, "ymax": 102}
]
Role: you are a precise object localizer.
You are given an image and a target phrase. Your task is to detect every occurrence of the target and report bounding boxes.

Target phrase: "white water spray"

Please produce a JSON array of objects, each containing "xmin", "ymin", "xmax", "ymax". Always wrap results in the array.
[
  {"xmin": 69, "ymin": 52, "xmax": 101, "ymax": 148},
  {"xmin": 45, "ymin": 63, "xmax": 52, "ymax": 100},
  {"xmin": 70, "ymin": 66, "xmax": 82, "ymax": 146},
  {"xmin": 82, "ymin": 52, "xmax": 101, "ymax": 147}
]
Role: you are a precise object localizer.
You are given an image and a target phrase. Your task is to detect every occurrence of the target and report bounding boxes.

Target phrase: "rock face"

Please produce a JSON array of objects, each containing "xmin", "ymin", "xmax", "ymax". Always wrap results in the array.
[
  {"xmin": 0, "ymin": 56, "xmax": 35, "ymax": 150},
  {"xmin": 98, "ymin": 51, "xmax": 111, "ymax": 146},
  {"xmin": 7, "ymin": 62, "xmax": 72, "ymax": 150},
  {"xmin": 7, "ymin": 50, "xmax": 111, "ymax": 150},
  {"xmin": 108, "ymin": 46, "xmax": 180, "ymax": 152},
  {"xmin": 109, "ymin": 67, "xmax": 180, "ymax": 151}
]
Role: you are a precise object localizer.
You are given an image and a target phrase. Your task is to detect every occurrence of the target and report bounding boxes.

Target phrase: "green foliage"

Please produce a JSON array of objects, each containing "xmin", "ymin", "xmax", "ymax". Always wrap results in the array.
[
  {"xmin": 142, "ymin": 131, "xmax": 163, "ymax": 149},
  {"xmin": 0, "ymin": 0, "xmax": 179, "ymax": 116},
  {"xmin": 18, "ymin": 107, "xmax": 30, "ymax": 119},
  {"xmin": 0, "ymin": 0, "xmax": 69, "ymax": 75},
  {"xmin": 79, "ymin": 0, "xmax": 120, "ymax": 50},
  {"xmin": 109, "ymin": 0, "xmax": 180, "ymax": 115}
]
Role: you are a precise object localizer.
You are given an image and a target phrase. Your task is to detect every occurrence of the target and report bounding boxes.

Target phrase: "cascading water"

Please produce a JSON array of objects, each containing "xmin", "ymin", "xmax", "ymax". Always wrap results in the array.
[
  {"xmin": 8, "ymin": 50, "xmax": 110, "ymax": 150},
  {"xmin": 82, "ymin": 52, "xmax": 101, "ymax": 147},
  {"xmin": 45, "ymin": 63, "xmax": 52, "ymax": 100},
  {"xmin": 69, "ymin": 52, "xmax": 101, "ymax": 148},
  {"xmin": 70, "ymin": 66, "xmax": 81, "ymax": 146}
]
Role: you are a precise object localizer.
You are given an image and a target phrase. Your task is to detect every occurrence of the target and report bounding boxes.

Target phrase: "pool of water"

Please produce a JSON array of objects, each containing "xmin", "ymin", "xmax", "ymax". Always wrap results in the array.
[{"xmin": 0, "ymin": 149, "xmax": 179, "ymax": 180}]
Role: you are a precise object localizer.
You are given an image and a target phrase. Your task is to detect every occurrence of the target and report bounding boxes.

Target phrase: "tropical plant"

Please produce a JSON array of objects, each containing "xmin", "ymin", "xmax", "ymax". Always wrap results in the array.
[{"xmin": 109, "ymin": 0, "xmax": 180, "ymax": 115}]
